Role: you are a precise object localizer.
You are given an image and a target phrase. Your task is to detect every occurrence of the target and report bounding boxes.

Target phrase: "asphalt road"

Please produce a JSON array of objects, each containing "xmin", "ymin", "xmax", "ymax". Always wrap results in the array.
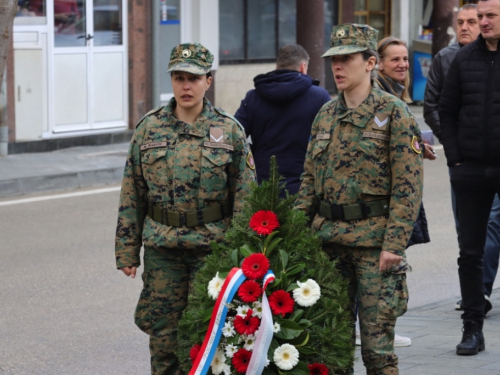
[{"xmin": 0, "ymin": 155, "xmax": 498, "ymax": 373}]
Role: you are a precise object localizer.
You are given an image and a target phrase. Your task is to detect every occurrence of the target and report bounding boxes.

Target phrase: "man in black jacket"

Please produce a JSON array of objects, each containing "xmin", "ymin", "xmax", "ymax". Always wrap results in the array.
[
  {"xmin": 424, "ymin": 3, "xmax": 498, "ymax": 316},
  {"xmin": 235, "ymin": 44, "xmax": 331, "ymax": 196},
  {"xmin": 424, "ymin": 4, "xmax": 480, "ymax": 142},
  {"xmin": 439, "ymin": 0, "xmax": 500, "ymax": 356}
]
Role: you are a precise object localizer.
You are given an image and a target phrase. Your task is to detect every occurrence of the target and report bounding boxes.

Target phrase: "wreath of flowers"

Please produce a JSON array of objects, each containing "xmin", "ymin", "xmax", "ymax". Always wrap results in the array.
[{"xmin": 177, "ymin": 158, "xmax": 354, "ymax": 374}]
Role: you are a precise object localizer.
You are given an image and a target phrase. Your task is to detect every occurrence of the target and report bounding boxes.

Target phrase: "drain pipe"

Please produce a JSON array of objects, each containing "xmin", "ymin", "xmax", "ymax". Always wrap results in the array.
[{"xmin": 0, "ymin": 125, "xmax": 8, "ymax": 156}]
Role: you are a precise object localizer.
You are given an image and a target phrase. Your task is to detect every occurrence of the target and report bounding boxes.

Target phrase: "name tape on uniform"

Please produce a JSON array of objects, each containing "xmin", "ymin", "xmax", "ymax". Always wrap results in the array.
[
  {"xmin": 204, "ymin": 142, "xmax": 234, "ymax": 151},
  {"xmin": 363, "ymin": 132, "xmax": 390, "ymax": 141},
  {"xmin": 140, "ymin": 142, "xmax": 167, "ymax": 151}
]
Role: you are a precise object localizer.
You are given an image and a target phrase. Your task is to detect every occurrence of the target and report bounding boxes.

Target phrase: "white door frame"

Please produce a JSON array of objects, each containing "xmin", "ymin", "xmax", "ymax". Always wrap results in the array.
[{"xmin": 46, "ymin": 0, "xmax": 128, "ymax": 137}]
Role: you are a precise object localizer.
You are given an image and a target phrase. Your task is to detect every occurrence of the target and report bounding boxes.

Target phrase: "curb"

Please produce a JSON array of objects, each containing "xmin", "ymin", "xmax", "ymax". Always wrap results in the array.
[{"xmin": 0, "ymin": 167, "xmax": 124, "ymax": 198}]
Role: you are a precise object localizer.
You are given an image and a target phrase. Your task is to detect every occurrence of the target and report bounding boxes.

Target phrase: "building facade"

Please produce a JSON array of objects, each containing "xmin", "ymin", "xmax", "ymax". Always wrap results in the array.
[{"xmin": 4, "ymin": 0, "xmax": 462, "ymax": 153}]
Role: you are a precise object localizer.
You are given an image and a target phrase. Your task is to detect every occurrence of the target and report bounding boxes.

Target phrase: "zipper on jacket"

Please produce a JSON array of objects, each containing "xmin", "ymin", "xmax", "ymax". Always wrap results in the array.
[{"xmin": 484, "ymin": 56, "xmax": 494, "ymax": 162}]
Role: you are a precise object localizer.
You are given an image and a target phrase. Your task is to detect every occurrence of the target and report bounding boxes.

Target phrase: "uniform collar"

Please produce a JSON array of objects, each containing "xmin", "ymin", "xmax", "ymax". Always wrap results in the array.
[
  {"xmin": 336, "ymin": 85, "xmax": 381, "ymax": 128},
  {"xmin": 168, "ymin": 97, "xmax": 213, "ymax": 137}
]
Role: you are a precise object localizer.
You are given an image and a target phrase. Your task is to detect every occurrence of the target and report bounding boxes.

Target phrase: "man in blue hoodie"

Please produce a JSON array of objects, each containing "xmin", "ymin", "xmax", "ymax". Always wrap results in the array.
[{"xmin": 235, "ymin": 44, "xmax": 331, "ymax": 196}]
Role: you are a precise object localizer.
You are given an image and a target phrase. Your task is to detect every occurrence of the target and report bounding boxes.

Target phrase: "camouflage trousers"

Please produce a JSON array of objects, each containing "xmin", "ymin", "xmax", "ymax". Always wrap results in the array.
[
  {"xmin": 323, "ymin": 245, "xmax": 409, "ymax": 375},
  {"xmin": 134, "ymin": 246, "xmax": 208, "ymax": 375}
]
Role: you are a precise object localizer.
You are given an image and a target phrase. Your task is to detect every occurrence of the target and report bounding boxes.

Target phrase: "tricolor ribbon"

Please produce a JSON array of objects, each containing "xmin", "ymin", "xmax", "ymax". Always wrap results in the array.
[
  {"xmin": 246, "ymin": 270, "xmax": 276, "ymax": 375},
  {"xmin": 189, "ymin": 267, "xmax": 246, "ymax": 375}
]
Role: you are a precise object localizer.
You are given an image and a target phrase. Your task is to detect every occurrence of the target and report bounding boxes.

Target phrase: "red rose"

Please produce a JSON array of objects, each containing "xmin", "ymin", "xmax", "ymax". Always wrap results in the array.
[
  {"xmin": 233, "ymin": 310, "xmax": 260, "ymax": 335},
  {"xmin": 269, "ymin": 290, "xmax": 294, "ymax": 317},
  {"xmin": 308, "ymin": 363, "xmax": 329, "ymax": 375},
  {"xmin": 232, "ymin": 348, "xmax": 252, "ymax": 373},
  {"xmin": 189, "ymin": 343, "xmax": 201, "ymax": 363},
  {"xmin": 237, "ymin": 280, "xmax": 263, "ymax": 303},
  {"xmin": 249, "ymin": 210, "xmax": 280, "ymax": 235},
  {"xmin": 241, "ymin": 253, "xmax": 270, "ymax": 280}
]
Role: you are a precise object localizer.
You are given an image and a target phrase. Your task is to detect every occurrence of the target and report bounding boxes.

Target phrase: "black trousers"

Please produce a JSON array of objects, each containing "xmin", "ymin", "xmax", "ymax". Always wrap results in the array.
[{"xmin": 450, "ymin": 162, "xmax": 500, "ymax": 322}]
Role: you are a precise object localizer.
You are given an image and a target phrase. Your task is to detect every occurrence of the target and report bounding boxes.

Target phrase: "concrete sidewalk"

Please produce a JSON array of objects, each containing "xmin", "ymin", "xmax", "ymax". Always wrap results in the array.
[
  {"xmin": 0, "ymin": 142, "xmax": 128, "ymax": 198},
  {"xmin": 353, "ymin": 289, "xmax": 500, "ymax": 374}
]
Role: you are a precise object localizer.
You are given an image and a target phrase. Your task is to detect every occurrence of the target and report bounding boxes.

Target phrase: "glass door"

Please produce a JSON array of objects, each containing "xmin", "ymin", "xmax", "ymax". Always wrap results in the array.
[{"xmin": 51, "ymin": 0, "xmax": 127, "ymax": 133}]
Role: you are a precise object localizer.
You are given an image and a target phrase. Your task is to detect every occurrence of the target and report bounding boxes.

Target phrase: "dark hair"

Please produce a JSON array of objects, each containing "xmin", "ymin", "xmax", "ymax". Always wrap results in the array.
[
  {"xmin": 276, "ymin": 44, "xmax": 309, "ymax": 70},
  {"xmin": 377, "ymin": 36, "xmax": 411, "ymax": 103},
  {"xmin": 362, "ymin": 49, "xmax": 379, "ymax": 80}
]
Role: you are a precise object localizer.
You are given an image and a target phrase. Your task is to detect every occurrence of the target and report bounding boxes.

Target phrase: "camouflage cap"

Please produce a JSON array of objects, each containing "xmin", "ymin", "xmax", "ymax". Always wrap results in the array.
[
  {"xmin": 167, "ymin": 43, "xmax": 214, "ymax": 75},
  {"xmin": 322, "ymin": 23, "xmax": 378, "ymax": 57}
]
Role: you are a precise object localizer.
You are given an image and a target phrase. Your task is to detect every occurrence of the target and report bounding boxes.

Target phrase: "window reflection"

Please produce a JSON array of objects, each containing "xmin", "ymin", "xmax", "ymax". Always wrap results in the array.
[
  {"xmin": 54, "ymin": 0, "xmax": 86, "ymax": 47},
  {"xmin": 94, "ymin": 0, "xmax": 123, "ymax": 46},
  {"xmin": 16, "ymin": 0, "xmax": 47, "ymax": 24}
]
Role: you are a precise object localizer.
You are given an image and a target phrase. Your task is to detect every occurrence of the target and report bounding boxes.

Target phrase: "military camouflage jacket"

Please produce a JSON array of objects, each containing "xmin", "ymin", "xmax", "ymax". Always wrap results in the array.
[
  {"xmin": 115, "ymin": 98, "xmax": 256, "ymax": 268},
  {"xmin": 295, "ymin": 86, "xmax": 423, "ymax": 256}
]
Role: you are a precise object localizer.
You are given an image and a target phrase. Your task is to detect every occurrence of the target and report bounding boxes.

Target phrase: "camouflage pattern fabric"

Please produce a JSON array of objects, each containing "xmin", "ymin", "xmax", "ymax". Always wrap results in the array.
[
  {"xmin": 115, "ymin": 97, "xmax": 256, "ymax": 268},
  {"xmin": 167, "ymin": 42, "xmax": 214, "ymax": 75},
  {"xmin": 115, "ymin": 97, "xmax": 255, "ymax": 374},
  {"xmin": 324, "ymin": 245, "xmax": 409, "ymax": 375},
  {"xmin": 295, "ymin": 85, "xmax": 423, "ymax": 256},
  {"xmin": 322, "ymin": 23, "xmax": 378, "ymax": 57},
  {"xmin": 135, "ymin": 246, "xmax": 207, "ymax": 375}
]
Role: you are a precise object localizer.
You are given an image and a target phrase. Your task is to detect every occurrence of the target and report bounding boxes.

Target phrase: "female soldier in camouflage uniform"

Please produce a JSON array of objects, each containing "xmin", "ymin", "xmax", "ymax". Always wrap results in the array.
[
  {"xmin": 295, "ymin": 24, "xmax": 423, "ymax": 375},
  {"xmin": 115, "ymin": 43, "xmax": 256, "ymax": 374}
]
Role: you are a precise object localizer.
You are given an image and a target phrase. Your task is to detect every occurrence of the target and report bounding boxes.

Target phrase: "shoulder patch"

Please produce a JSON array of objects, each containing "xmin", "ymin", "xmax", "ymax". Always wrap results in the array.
[
  {"xmin": 246, "ymin": 151, "xmax": 256, "ymax": 170},
  {"xmin": 411, "ymin": 136, "xmax": 422, "ymax": 154}
]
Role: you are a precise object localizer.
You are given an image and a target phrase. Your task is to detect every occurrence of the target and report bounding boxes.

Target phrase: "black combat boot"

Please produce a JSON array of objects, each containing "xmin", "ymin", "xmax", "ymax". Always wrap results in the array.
[{"xmin": 456, "ymin": 320, "xmax": 485, "ymax": 355}]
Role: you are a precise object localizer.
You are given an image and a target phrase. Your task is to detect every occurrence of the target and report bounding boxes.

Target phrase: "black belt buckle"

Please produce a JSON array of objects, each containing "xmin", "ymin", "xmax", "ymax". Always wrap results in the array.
[
  {"xmin": 197, "ymin": 209, "xmax": 205, "ymax": 226},
  {"xmin": 179, "ymin": 212, "xmax": 186, "ymax": 226},
  {"xmin": 360, "ymin": 202, "xmax": 370, "ymax": 219},
  {"xmin": 330, "ymin": 203, "xmax": 344, "ymax": 220}
]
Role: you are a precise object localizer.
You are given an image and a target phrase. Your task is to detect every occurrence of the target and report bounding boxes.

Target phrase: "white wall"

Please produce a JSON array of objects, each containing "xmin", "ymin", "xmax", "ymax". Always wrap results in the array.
[
  {"xmin": 216, "ymin": 63, "xmax": 274, "ymax": 115},
  {"xmin": 181, "ymin": 0, "xmax": 219, "ymax": 70}
]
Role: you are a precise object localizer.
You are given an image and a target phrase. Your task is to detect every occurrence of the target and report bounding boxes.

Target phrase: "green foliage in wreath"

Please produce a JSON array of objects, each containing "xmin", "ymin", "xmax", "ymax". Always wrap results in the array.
[{"xmin": 177, "ymin": 157, "xmax": 355, "ymax": 374}]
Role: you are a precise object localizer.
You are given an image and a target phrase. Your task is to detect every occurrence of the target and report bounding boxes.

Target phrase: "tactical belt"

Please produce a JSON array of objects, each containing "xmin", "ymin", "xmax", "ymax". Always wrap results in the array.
[
  {"xmin": 147, "ymin": 201, "xmax": 231, "ymax": 227},
  {"xmin": 318, "ymin": 199, "xmax": 390, "ymax": 221}
]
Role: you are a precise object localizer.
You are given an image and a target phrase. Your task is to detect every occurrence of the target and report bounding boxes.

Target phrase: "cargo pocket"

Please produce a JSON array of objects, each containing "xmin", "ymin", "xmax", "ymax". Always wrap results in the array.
[
  {"xmin": 134, "ymin": 270, "xmax": 153, "ymax": 335},
  {"xmin": 140, "ymin": 148, "xmax": 168, "ymax": 189},
  {"xmin": 311, "ymin": 140, "xmax": 330, "ymax": 195},
  {"xmin": 199, "ymin": 147, "xmax": 232, "ymax": 201},
  {"xmin": 376, "ymin": 265, "xmax": 409, "ymax": 322}
]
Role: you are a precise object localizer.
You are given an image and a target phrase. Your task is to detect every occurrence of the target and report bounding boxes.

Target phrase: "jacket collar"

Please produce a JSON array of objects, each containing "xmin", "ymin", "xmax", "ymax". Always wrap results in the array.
[
  {"xmin": 167, "ymin": 97, "xmax": 212, "ymax": 137},
  {"xmin": 336, "ymin": 85, "xmax": 381, "ymax": 128}
]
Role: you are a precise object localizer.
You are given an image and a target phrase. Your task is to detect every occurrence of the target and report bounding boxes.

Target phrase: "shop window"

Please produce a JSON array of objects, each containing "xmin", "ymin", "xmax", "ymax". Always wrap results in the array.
[
  {"xmin": 219, "ymin": 0, "xmax": 296, "ymax": 63},
  {"xmin": 93, "ymin": 0, "xmax": 123, "ymax": 46},
  {"xmin": 353, "ymin": 0, "xmax": 390, "ymax": 38},
  {"xmin": 15, "ymin": 0, "xmax": 47, "ymax": 25}
]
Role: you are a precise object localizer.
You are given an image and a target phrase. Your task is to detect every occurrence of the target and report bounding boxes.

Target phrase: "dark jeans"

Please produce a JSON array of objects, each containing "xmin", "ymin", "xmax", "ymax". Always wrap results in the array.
[
  {"xmin": 451, "ymin": 168, "xmax": 500, "ymax": 298},
  {"xmin": 450, "ymin": 163, "xmax": 500, "ymax": 322}
]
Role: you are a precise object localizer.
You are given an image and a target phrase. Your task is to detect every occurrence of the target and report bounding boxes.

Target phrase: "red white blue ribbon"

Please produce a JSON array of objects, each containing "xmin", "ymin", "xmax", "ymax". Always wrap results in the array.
[
  {"xmin": 189, "ymin": 268, "xmax": 246, "ymax": 375},
  {"xmin": 246, "ymin": 270, "xmax": 276, "ymax": 375}
]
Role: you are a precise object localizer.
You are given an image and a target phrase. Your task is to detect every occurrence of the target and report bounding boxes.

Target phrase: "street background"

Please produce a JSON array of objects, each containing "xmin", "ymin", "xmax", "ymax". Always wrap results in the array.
[{"xmin": 1, "ymin": 106, "xmax": 499, "ymax": 374}]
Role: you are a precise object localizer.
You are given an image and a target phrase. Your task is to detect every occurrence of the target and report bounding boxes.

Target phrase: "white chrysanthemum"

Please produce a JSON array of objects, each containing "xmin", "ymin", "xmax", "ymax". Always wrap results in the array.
[
  {"xmin": 221, "ymin": 364, "xmax": 231, "ymax": 375},
  {"xmin": 244, "ymin": 334, "xmax": 256, "ymax": 351},
  {"xmin": 265, "ymin": 357, "xmax": 270, "ymax": 367},
  {"xmin": 211, "ymin": 348, "xmax": 227, "ymax": 375},
  {"xmin": 222, "ymin": 321, "xmax": 235, "ymax": 337},
  {"xmin": 273, "ymin": 322, "xmax": 281, "ymax": 333},
  {"xmin": 225, "ymin": 343, "xmax": 238, "ymax": 358},
  {"xmin": 273, "ymin": 344, "xmax": 299, "ymax": 370},
  {"xmin": 236, "ymin": 305, "xmax": 251, "ymax": 318},
  {"xmin": 208, "ymin": 272, "xmax": 225, "ymax": 300},
  {"xmin": 292, "ymin": 279, "xmax": 321, "ymax": 307},
  {"xmin": 252, "ymin": 300, "xmax": 263, "ymax": 318}
]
